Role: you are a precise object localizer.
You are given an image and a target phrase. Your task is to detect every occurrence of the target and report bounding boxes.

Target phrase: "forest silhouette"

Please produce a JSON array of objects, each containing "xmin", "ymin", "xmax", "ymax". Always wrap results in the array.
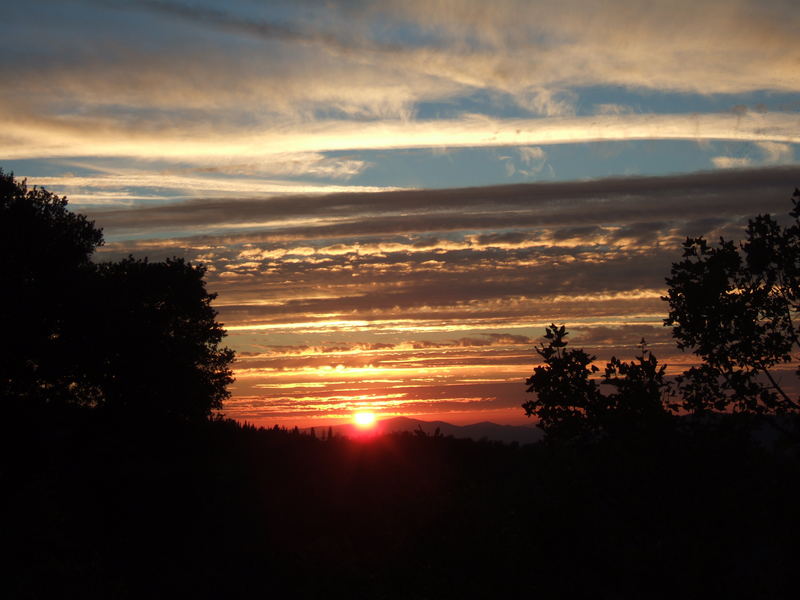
[{"xmin": 3, "ymin": 171, "xmax": 800, "ymax": 598}]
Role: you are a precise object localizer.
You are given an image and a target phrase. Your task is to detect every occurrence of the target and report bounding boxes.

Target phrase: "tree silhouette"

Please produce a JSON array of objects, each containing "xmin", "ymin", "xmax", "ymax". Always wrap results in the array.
[
  {"xmin": 664, "ymin": 189, "xmax": 800, "ymax": 415},
  {"xmin": 87, "ymin": 257, "xmax": 234, "ymax": 419},
  {"xmin": 601, "ymin": 339, "xmax": 675, "ymax": 433},
  {"xmin": 527, "ymin": 189, "xmax": 800, "ymax": 436},
  {"xmin": 523, "ymin": 325, "xmax": 672, "ymax": 441},
  {"xmin": 523, "ymin": 325, "xmax": 604, "ymax": 440},
  {"xmin": 0, "ymin": 170, "xmax": 234, "ymax": 419},
  {"xmin": 0, "ymin": 170, "xmax": 103, "ymax": 403}
]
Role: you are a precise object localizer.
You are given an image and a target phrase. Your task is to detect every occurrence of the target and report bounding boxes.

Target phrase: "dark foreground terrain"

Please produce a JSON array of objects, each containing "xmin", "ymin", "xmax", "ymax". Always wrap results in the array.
[{"xmin": 4, "ymin": 405, "xmax": 799, "ymax": 599}]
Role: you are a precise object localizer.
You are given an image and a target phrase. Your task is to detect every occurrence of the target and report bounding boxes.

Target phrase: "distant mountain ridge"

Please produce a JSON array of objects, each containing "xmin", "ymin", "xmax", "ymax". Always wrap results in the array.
[{"xmin": 309, "ymin": 416, "xmax": 543, "ymax": 445}]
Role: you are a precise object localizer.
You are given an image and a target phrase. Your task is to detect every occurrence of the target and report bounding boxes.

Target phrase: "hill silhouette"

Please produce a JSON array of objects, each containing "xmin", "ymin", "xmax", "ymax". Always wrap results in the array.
[{"xmin": 319, "ymin": 416, "xmax": 544, "ymax": 444}]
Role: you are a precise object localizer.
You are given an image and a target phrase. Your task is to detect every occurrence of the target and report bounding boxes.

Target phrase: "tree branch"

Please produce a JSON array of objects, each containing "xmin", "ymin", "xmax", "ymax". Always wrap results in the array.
[
  {"xmin": 759, "ymin": 363, "xmax": 800, "ymax": 410},
  {"xmin": 776, "ymin": 273, "xmax": 800, "ymax": 351}
]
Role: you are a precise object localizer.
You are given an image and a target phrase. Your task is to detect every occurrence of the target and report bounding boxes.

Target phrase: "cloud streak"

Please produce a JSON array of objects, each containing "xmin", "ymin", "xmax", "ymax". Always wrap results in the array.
[
  {"xmin": 6, "ymin": 0, "xmax": 800, "ymax": 424},
  {"xmin": 83, "ymin": 168, "xmax": 797, "ymax": 423},
  {"xmin": 6, "ymin": 112, "xmax": 800, "ymax": 164},
  {"xmin": 89, "ymin": 166, "xmax": 800, "ymax": 236}
]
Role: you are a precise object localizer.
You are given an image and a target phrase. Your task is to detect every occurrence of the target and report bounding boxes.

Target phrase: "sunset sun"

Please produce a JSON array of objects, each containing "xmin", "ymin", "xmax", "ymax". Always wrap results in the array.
[{"xmin": 353, "ymin": 411, "xmax": 376, "ymax": 428}]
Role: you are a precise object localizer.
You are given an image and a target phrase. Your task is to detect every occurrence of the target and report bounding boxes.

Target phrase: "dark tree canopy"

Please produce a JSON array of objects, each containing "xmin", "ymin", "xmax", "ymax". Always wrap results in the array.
[
  {"xmin": 523, "ymin": 325, "xmax": 672, "ymax": 441},
  {"xmin": 664, "ymin": 189, "xmax": 800, "ymax": 415},
  {"xmin": 601, "ymin": 339, "xmax": 676, "ymax": 429},
  {"xmin": 0, "ymin": 170, "xmax": 103, "ymax": 401},
  {"xmin": 0, "ymin": 170, "xmax": 234, "ymax": 420},
  {"xmin": 523, "ymin": 325, "xmax": 603, "ymax": 440},
  {"xmin": 87, "ymin": 257, "xmax": 235, "ymax": 419}
]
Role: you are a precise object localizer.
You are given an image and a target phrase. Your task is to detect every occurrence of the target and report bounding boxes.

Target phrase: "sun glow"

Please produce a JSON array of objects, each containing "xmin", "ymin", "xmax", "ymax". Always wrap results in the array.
[{"xmin": 353, "ymin": 411, "xmax": 376, "ymax": 428}]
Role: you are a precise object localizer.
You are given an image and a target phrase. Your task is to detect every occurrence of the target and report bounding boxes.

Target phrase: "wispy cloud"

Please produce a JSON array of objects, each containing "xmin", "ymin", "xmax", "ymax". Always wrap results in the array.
[
  {"xmin": 6, "ymin": 112, "xmax": 800, "ymax": 164},
  {"xmin": 757, "ymin": 141, "xmax": 794, "ymax": 164},
  {"xmin": 712, "ymin": 156, "xmax": 753, "ymax": 169}
]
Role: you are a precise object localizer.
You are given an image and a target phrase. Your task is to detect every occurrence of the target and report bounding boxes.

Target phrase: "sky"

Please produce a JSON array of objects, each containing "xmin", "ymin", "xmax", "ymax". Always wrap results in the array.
[{"xmin": 4, "ymin": 0, "xmax": 800, "ymax": 426}]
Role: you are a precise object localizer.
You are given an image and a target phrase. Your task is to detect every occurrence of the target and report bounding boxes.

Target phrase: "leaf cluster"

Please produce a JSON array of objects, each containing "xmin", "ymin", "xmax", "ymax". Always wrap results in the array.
[{"xmin": 664, "ymin": 189, "xmax": 800, "ymax": 415}]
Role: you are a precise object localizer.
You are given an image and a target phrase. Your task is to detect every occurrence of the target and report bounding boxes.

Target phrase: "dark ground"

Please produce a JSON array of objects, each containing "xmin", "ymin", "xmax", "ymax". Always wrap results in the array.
[{"xmin": 3, "ymin": 405, "xmax": 799, "ymax": 599}]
